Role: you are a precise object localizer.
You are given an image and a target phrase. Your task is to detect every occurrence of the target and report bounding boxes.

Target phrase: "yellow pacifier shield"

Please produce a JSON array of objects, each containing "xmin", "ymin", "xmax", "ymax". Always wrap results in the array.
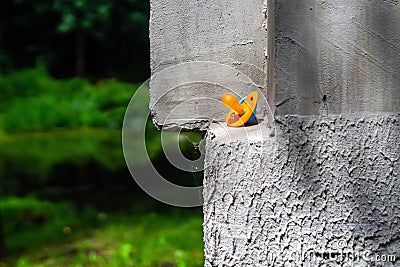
[{"xmin": 222, "ymin": 91, "xmax": 258, "ymax": 127}]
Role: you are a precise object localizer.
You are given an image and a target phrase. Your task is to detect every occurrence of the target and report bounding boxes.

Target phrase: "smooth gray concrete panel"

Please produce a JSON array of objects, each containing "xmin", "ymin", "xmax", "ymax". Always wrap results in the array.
[
  {"xmin": 270, "ymin": 0, "xmax": 400, "ymax": 116},
  {"xmin": 149, "ymin": 0, "xmax": 268, "ymax": 130}
]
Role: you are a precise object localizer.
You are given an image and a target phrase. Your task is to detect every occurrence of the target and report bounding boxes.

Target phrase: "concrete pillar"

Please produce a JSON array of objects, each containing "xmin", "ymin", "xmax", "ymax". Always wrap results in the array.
[
  {"xmin": 204, "ymin": 116, "xmax": 399, "ymax": 266},
  {"xmin": 150, "ymin": 0, "xmax": 400, "ymax": 266}
]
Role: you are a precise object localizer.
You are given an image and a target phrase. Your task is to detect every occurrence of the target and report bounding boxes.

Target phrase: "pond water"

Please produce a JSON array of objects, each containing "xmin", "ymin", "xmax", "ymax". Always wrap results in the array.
[{"xmin": 0, "ymin": 128, "xmax": 203, "ymax": 211}]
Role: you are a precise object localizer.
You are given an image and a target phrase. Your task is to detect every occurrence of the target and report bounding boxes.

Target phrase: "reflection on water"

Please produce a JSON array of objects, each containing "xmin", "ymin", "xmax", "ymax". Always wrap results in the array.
[
  {"xmin": 0, "ymin": 128, "xmax": 203, "ymax": 207},
  {"xmin": 0, "ymin": 129, "xmax": 124, "ymax": 198}
]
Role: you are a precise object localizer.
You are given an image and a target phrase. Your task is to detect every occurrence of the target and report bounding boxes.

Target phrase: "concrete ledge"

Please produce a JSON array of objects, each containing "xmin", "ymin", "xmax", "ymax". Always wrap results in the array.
[
  {"xmin": 149, "ymin": 62, "xmax": 269, "ymax": 131},
  {"xmin": 203, "ymin": 113, "xmax": 400, "ymax": 266}
]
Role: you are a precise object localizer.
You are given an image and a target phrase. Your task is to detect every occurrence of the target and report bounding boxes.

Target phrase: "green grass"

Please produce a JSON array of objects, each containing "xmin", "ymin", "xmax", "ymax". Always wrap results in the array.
[{"xmin": 0, "ymin": 197, "xmax": 204, "ymax": 267}]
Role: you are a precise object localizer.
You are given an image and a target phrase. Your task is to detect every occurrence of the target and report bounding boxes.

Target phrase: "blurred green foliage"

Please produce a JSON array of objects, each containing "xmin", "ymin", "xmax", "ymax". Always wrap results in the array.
[
  {"xmin": 0, "ymin": 66, "xmax": 163, "ymax": 190},
  {"xmin": 53, "ymin": 0, "xmax": 113, "ymax": 34},
  {"xmin": 0, "ymin": 0, "xmax": 205, "ymax": 266},
  {"xmin": 0, "ymin": 66, "xmax": 136, "ymax": 132},
  {"xmin": 0, "ymin": 0, "xmax": 149, "ymax": 81},
  {"xmin": 0, "ymin": 66, "xmax": 204, "ymax": 266},
  {"xmin": 0, "ymin": 197, "xmax": 203, "ymax": 267},
  {"xmin": 1, "ymin": 197, "xmax": 83, "ymax": 251}
]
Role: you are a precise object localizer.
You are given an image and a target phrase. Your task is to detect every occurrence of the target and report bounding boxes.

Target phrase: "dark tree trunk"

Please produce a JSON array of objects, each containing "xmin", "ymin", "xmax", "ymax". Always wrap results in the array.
[
  {"xmin": 0, "ymin": 209, "xmax": 6, "ymax": 258},
  {"xmin": 76, "ymin": 30, "xmax": 85, "ymax": 76}
]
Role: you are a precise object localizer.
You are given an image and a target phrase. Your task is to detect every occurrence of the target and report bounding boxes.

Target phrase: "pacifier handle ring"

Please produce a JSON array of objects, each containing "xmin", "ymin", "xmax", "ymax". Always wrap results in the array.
[{"xmin": 221, "ymin": 94, "xmax": 245, "ymax": 115}]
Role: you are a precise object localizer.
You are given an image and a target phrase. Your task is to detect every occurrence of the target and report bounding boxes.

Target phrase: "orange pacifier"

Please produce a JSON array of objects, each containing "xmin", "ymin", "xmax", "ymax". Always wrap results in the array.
[{"xmin": 221, "ymin": 91, "xmax": 258, "ymax": 127}]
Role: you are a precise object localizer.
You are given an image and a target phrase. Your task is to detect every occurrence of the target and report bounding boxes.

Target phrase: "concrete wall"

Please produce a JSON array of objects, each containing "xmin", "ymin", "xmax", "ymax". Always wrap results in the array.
[
  {"xmin": 149, "ymin": 0, "xmax": 268, "ymax": 130},
  {"xmin": 204, "ymin": 115, "xmax": 400, "ymax": 266},
  {"xmin": 269, "ymin": 0, "xmax": 400, "ymax": 116},
  {"xmin": 149, "ymin": 0, "xmax": 400, "ymax": 266},
  {"xmin": 150, "ymin": 0, "xmax": 400, "ymax": 128}
]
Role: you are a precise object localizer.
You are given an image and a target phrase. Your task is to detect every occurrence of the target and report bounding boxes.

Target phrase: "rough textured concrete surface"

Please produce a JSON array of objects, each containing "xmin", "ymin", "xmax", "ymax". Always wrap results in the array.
[
  {"xmin": 268, "ymin": 0, "xmax": 400, "ymax": 116},
  {"xmin": 149, "ymin": 0, "xmax": 268, "ymax": 130},
  {"xmin": 204, "ymin": 114, "xmax": 400, "ymax": 266}
]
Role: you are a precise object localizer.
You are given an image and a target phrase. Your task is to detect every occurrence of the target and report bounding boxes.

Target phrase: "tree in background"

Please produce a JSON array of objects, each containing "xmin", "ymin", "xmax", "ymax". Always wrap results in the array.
[
  {"xmin": 0, "ymin": 0, "xmax": 149, "ymax": 82},
  {"xmin": 0, "ymin": 211, "xmax": 5, "ymax": 258},
  {"xmin": 0, "ymin": 172, "xmax": 5, "ymax": 257},
  {"xmin": 53, "ymin": 0, "xmax": 112, "ymax": 76}
]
